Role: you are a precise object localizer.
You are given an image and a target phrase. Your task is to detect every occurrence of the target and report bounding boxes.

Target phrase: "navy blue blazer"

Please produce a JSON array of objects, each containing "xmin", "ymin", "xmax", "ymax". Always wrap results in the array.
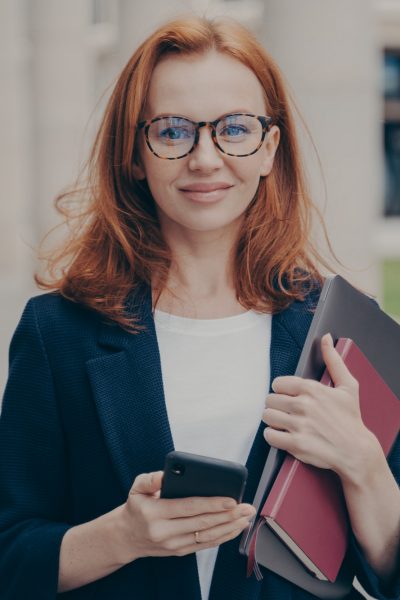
[{"xmin": 0, "ymin": 285, "xmax": 399, "ymax": 600}]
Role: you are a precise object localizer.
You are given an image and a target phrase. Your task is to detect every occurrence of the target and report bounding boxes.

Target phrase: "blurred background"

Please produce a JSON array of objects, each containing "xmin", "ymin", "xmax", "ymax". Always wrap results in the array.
[
  {"xmin": 0, "ymin": 4, "xmax": 398, "ymax": 596},
  {"xmin": 1, "ymin": 0, "xmax": 400, "ymax": 394}
]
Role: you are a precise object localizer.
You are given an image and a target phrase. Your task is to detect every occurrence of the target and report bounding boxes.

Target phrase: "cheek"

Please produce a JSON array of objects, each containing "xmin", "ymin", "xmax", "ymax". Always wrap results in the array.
[
  {"xmin": 233, "ymin": 155, "xmax": 266, "ymax": 184},
  {"xmin": 144, "ymin": 160, "xmax": 179, "ymax": 197}
]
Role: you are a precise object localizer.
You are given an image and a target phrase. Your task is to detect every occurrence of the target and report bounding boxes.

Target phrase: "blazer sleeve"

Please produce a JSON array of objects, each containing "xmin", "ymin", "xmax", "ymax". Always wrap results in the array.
[
  {"xmin": 0, "ymin": 299, "xmax": 73, "ymax": 599},
  {"xmin": 349, "ymin": 432, "xmax": 400, "ymax": 600}
]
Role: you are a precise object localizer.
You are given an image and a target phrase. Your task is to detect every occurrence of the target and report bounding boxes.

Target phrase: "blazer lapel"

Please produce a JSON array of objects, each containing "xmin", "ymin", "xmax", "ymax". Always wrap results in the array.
[
  {"xmin": 209, "ymin": 299, "xmax": 314, "ymax": 600},
  {"xmin": 86, "ymin": 284, "xmax": 174, "ymax": 495}
]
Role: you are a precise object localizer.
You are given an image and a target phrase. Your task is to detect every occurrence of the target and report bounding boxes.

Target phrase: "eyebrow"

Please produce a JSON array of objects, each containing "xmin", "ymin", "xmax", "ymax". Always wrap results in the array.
[{"xmin": 150, "ymin": 109, "xmax": 260, "ymax": 121}]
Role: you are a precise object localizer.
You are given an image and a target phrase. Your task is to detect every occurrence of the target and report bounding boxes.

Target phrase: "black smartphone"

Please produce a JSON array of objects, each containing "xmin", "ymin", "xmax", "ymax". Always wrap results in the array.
[{"xmin": 160, "ymin": 450, "xmax": 248, "ymax": 502}]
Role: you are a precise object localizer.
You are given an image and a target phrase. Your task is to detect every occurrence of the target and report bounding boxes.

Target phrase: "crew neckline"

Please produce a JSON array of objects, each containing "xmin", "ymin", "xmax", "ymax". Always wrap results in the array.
[{"xmin": 153, "ymin": 308, "xmax": 270, "ymax": 336}]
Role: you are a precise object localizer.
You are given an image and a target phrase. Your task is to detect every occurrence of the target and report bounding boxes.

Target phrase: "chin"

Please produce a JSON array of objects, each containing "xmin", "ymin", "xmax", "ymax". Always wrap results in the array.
[{"xmin": 184, "ymin": 215, "xmax": 244, "ymax": 234}]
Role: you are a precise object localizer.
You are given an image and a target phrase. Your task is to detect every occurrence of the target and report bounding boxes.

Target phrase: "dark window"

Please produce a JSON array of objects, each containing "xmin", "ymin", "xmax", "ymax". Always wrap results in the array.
[{"xmin": 384, "ymin": 50, "xmax": 400, "ymax": 217}]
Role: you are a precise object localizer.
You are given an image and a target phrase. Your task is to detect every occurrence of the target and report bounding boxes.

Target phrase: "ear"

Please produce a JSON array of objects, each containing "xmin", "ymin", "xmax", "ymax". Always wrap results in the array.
[{"xmin": 259, "ymin": 125, "xmax": 280, "ymax": 177}]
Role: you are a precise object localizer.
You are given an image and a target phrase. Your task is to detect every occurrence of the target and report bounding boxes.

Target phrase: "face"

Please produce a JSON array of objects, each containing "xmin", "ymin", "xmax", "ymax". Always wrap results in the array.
[{"xmin": 133, "ymin": 50, "xmax": 280, "ymax": 242}]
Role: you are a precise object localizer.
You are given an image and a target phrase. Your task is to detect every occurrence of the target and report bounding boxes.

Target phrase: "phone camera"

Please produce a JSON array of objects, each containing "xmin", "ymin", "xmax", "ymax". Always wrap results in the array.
[{"xmin": 171, "ymin": 463, "xmax": 185, "ymax": 476}]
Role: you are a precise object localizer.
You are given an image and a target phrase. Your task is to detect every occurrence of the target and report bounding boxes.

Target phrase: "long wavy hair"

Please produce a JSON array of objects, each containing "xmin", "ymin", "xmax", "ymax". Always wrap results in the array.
[{"xmin": 36, "ymin": 16, "xmax": 333, "ymax": 331}]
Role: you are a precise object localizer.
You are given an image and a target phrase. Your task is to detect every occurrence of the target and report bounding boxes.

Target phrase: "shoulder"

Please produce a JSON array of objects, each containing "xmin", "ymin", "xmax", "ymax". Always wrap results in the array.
[
  {"xmin": 16, "ymin": 292, "xmax": 101, "ymax": 352},
  {"xmin": 27, "ymin": 291, "xmax": 98, "ymax": 327}
]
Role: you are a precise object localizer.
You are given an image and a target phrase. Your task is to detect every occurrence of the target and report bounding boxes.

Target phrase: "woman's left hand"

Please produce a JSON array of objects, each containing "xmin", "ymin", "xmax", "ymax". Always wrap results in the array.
[{"xmin": 262, "ymin": 333, "xmax": 376, "ymax": 482}]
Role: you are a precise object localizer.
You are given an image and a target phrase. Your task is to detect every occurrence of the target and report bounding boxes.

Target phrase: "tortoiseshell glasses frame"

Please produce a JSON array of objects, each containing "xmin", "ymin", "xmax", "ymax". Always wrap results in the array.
[{"xmin": 137, "ymin": 113, "xmax": 273, "ymax": 160}]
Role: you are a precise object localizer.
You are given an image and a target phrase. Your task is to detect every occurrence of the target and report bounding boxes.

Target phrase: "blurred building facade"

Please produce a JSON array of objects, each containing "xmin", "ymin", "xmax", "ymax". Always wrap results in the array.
[{"xmin": 1, "ymin": 0, "xmax": 400, "ymax": 392}]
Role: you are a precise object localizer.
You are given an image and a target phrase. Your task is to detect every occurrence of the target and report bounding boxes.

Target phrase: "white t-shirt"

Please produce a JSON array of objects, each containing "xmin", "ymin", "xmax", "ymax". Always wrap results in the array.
[{"xmin": 154, "ymin": 308, "xmax": 272, "ymax": 600}]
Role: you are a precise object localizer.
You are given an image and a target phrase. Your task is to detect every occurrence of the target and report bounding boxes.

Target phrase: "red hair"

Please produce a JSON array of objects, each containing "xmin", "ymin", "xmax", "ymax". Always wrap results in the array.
[{"xmin": 36, "ymin": 16, "xmax": 332, "ymax": 330}]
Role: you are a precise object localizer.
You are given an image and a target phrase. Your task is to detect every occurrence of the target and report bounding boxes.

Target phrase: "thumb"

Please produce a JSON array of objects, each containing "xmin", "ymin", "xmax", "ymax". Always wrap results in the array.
[
  {"xmin": 129, "ymin": 471, "xmax": 164, "ymax": 496},
  {"xmin": 321, "ymin": 333, "xmax": 352, "ymax": 388}
]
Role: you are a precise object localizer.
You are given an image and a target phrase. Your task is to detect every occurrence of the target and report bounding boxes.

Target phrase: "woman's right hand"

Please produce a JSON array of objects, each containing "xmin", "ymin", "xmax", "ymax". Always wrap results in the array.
[{"xmin": 116, "ymin": 471, "xmax": 256, "ymax": 563}]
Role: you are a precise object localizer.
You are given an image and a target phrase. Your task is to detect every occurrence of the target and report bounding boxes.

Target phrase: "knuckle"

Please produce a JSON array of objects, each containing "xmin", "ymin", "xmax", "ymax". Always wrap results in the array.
[
  {"xmin": 163, "ymin": 538, "xmax": 177, "ymax": 552},
  {"xmin": 147, "ymin": 522, "xmax": 163, "ymax": 544},
  {"xmin": 308, "ymin": 380, "xmax": 321, "ymax": 395},
  {"xmin": 296, "ymin": 395, "xmax": 310, "ymax": 415},
  {"xmin": 138, "ymin": 501, "xmax": 153, "ymax": 522},
  {"xmin": 349, "ymin": 376, "xmax": 359, "ymax": 392},
  {"xmin": 292, "ymin": 433, "xmax": 306, "ymax": 453},
  {"xmin": 239, "ymin": 516, "xmax": 252, "ymax": 529},
  {"xmin": 287, "ymin": 398, "xmax": 298, "ymax": 413},
  {"xmin": 233, "ymin": 507, "xmax": 245, "ymax": 520}
]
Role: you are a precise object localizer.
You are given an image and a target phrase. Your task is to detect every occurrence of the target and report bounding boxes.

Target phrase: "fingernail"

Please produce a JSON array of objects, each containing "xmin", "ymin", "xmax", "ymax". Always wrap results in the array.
[{"xmin": 323, "ymin": 333, "xmax": 333, "ymax": 346}]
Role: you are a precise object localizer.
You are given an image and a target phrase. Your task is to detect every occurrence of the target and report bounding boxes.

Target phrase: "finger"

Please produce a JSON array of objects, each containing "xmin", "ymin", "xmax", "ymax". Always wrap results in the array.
[
  {"xmin": 162, "ymin": 503, "xmax": 255, "ymax": 538},
  {"xmin": 191, "ymin": 515, "xmax": 252, "ymax": 545},
  {"xmin": 174, "ymin": 527, "xmax": 244, "ymax": 556},
  {"xmin": 321, "ymin": 334, "xmax": 354, "ymax": 388},
  {"xmin": 271, "ymin": 375, "xmax": 310, "ymax": 396},
  {"xmin": 190, "ymin": 527, "xmax": 243, "ymax": 552},
  {"xmin": 262, "ymin": 407, "xmax": 298, "ymax": 432},
  {"xmin": 158, "ymin": 496, "xmax": 237, "ymax": 519},
  {"xmin": 263, "ymin": 426, "xmax": 294, "ymax": 451},
  {"xmin": 170, "ymin": 516, "xmax": 250, "ymax": 554},
  {"xmin": 265, "ymin": 393, "xmax": 296, "ymax": 413},
  {"xmin": 129, "ymin": 471, "xmax": 164, "ymax": 496}
]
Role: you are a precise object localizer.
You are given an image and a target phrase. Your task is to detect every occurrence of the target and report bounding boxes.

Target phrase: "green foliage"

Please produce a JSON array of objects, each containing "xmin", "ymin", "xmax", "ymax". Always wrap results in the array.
[{"xmin": 383, "ymin": 259, "xmax": 400, "ymax": 319}]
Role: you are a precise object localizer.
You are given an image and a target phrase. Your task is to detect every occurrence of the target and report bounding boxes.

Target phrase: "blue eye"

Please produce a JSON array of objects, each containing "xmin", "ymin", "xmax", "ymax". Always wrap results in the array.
[
  {"xmin": 159, "ymin": 127, "xmax": 192, "ymax": 141},
  {"xmin": 220, "ymin": 125, "xmax": 249, "ymax": 137}
]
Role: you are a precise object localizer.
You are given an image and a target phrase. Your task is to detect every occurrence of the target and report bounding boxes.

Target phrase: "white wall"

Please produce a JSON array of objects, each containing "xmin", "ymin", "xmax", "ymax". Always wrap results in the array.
[
  {"xmin": 262, "ymin": 0, "xmax": 382, "ymax": 299},
  {"xmin": 0, "ymin": 0, "xmax": 36, "ymax": 388}
]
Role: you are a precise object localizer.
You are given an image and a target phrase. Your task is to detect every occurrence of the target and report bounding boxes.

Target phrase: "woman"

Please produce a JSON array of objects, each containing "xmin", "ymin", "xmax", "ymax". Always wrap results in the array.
[{"xmin": 0, "ymin": 16, "xmax": 399, "ymax": 600}]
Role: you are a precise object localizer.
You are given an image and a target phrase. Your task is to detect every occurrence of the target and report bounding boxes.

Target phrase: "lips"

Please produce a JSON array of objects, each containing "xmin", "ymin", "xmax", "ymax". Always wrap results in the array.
[
  {"xmin": 179, "ymin": 185, "xmax": 233, "ymax": 204},
  {"xmin": 178, "ymin": 182, "xmax": 234, "ymax": 203},
  {"xmin": 179, "ymin": 182, "xmax": 233, "ymax": 192}
]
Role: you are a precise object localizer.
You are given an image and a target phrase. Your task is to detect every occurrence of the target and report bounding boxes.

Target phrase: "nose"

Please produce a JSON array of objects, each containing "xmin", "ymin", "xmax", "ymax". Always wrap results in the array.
[{"xmin": 187, "ymin": 125, "xmax": 224, "ymax": 172}]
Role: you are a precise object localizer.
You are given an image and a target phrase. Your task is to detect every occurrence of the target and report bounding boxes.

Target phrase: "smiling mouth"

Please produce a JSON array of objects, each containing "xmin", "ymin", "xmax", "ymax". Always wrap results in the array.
[
  {"xmin": 178, "ymin": 182, "xmax": 234, "ymax": 203},
  {"xmin": 179, "ymin": 186, "xmax": 233, "ymax": 203}
]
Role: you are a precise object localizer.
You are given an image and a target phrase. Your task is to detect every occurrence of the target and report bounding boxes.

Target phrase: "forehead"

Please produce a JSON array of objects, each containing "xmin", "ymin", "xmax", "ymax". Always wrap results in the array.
[{"xmin": 145, "ymin": 50, "xmax": 266, "ymax": 120}]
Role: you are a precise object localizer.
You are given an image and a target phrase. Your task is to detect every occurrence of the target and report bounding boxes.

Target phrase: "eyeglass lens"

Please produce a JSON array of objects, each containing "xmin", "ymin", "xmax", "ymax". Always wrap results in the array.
[{"xmin": 147, "ymin": 115, "xmax": 264, "ymax": 158}]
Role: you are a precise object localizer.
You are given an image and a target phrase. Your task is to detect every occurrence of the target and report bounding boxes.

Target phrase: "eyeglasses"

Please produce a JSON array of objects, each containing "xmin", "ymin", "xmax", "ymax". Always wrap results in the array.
[{"xmin": 137, "ymin": 113, "xmax": 273, "ymax": 160}]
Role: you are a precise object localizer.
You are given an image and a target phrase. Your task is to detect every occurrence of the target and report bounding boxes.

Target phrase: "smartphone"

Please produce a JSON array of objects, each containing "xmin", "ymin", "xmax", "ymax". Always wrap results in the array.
[{"xmin": 160, "ymin": 450, "xmax": 248, "ymax": 502}]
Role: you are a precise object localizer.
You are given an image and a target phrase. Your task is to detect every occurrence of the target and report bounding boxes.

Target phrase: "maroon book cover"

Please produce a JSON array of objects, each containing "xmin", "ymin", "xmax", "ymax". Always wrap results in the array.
[{"xmin": 259, "ymin": 338, "xmax": 400, "ymax": 582}]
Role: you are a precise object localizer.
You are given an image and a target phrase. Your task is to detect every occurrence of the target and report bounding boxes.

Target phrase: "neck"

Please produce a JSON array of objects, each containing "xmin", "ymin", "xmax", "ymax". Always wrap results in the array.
[{"xmin": 152, "ymin": 222, "xmax": 246, "ymax": 318}]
